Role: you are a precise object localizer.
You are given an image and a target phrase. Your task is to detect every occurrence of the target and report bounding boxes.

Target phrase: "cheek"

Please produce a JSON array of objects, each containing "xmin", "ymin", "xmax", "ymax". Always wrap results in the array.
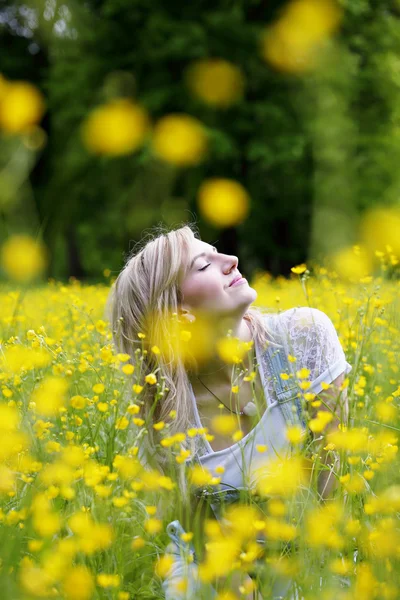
[{"xmin": 181, "ymin": 276, "xmax": 224, "ymax": 308}]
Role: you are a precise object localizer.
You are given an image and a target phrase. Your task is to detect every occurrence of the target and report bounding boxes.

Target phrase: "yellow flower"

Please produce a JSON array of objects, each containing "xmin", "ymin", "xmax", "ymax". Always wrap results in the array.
[
  {"xmin": 189, "ymin": 464, "xmax": 213, "ymax": 487},
  {"xmin": 127, "ymin": 403, "xmax": 140, "ymax": 414},
  {"xmin": 255, "ymin": 455, "xmax": 308, "ymax": 497},
  {"xmin": 153, "ymin": 421, "xmax": 165, "ymax": 431},
  {"xmin": 62, "ymin": 566, "xmax": 94, "ymax": 600},
  {"xmin": 133, "ymin": 418, "xmax": 145, "ymax": 426},
  {"xmin": 185, "ymin": 59, "xmax": 244, "ymax": 107},
  {"xmin": 291, "ymin": 264, "xmax": 307, "ymax": 275},
  {"xmin": 81, "ymin": 99, "xmax": 149, "ymax": 155},
  {"xmin": 144, "ymin": 518, "xmax": 162, "ymax": 535},
  {"xmin": 116, "ymin": 416, "xmax": 129, "ymax": 430},
  {"xmin": 145, "ymin": 373, "xmax": 157, "ymax": 385},
  {"xmin": 286, "ymin": 425, "xmax": 305, "ymax": 445},
  {"xmin": 198, "ymin": 178, "xmax": 250, "ymax": 228},
  {"xmin": 155, "ymin": 554, "xmax": 175, "ymax": 578},
  {"xmin": 280, "ymin": 372, "xmax": 290, "ymax": 380},
  {"xmin": 31, "ymin": 376, "xmax": 68, "ymax": 416},
  {"xmin": 231, "ymin": 385, "xmax": 239, "ymax": 394},
  {"xmin": 152, "ymin": 114, "xmax": 207, "ymax": 166},
  {"xmin": 216, "ymin": 336, "xmax": 252, "ymax": 364},
  {"xmin": 131, "ymin": 536, "xmax": 145, "ymax": 550},
  {"xmin": 97, "ymin": 402, "xmax": 108, "ymax": 412},
  {"xmin": 112, "ymin": 496, "xmax": 129, "ymax": 508},
  {"xmin": 121, "ymin": 364, "xmax": 134, "ymax": 375},
  {"xmin": 92, "ymin": 383, "xmax": 105, "ymax": 394},
  {"xmin": 1, "ymin": 235, "xmax": 48, "ymax": 282},
  {"xmin": 296, "ymin": 368, "xmax": 310, "ymax": 380},
  {"xmin": 261, "ymin": 0, "xmax": 342, "ymax": 74},
  {"xmin": 232, "ymin": 430, "xmax": 243, "ymax": 442},
  {"xmin": 70, "ymin": 395, "xmax": 86, "ymax": 410},
  {"xmin": 211, "ymin": 414, "xmax": 237, "ymax": 436},
  {"xmin": 132, "ymin": 384, "xmax": 143, "ymax": 394},
  {"xmin": 309, "ymin": 410, "xmax": 333, "ymax": 433},
  {"xmin": 97, "ymin": 574, "xmax": 120, "ymax": 588},
  {"xmin": 0, "ymin": 81, "xmax": 45, "ymax": 133},
  {"xmin": 151, "ymin": 345, "xmax": 161, "ymax": 354},
  {"xmin": 329, "ymin": 245, "xmax": 372, "ymax": 281}
]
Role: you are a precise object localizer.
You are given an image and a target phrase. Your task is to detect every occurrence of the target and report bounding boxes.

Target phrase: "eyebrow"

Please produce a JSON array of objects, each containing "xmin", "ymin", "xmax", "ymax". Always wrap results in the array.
[{"xmin": 190, "ymin": 246, "xmax": 217, "ymax": 269}]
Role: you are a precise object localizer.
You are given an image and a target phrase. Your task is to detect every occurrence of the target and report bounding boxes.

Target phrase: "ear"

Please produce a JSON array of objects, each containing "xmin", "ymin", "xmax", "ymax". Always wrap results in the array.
[{"xmin": 179, "ymin": 308, "xmax": 196, "ymax": 323}]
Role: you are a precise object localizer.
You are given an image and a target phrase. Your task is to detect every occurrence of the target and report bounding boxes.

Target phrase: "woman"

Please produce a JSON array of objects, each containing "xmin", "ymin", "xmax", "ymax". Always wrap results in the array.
[{"xmin": 108, "ymin": 224, "xmax": 352, "ymax": 599}]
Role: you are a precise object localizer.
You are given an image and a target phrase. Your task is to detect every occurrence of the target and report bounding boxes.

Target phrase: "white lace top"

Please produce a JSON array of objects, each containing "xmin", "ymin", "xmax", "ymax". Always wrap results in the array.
[{"xmin": 188, "ymin": 307, "xmax": 352, "ymax": 489}]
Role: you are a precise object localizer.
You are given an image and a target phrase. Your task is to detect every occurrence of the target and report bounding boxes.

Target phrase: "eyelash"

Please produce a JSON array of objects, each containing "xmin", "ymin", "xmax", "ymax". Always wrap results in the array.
[{"xmin": 199, "ymin": 264, "xmax": 211, "ymax": 271}]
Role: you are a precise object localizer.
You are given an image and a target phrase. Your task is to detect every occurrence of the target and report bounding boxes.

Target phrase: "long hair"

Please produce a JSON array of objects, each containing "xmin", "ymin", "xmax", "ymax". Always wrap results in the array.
[{"xmin": 106, "ymin": 223, "xmax": 272, "ymax": 473}]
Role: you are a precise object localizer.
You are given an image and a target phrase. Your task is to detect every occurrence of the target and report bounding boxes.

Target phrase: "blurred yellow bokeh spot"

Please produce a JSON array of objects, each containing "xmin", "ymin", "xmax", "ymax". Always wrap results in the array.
[
  {"xmin": 185, "ymin": 59, "xmax": 245, "ymax": 107},
  {"xmin": 154, "ymin": 313, "xmax": 214, "ymax": 368},
  {"xmin": 152, "ymin": 113, "xmax": 208, "ymax": 166},
  {"xmin": 1, "ymin": 235, "xmax": 48, "ymax": 282},
  {"xmin": 261, "ymin": 0, "xmax": 342, "ymax": 74},
  {"xmin": 198, "ymin": 178, "xmax": 250, "ymax": 228},
  {"xmin": 329, "ymin": 245, "xmax": 373, "ymax": 281},
  {"xmin": 360, "ymin": 206, "xmax": 400, "ymax": 256},
  {"xmin": 0, "ymin": 78, "xmax": 45, "ymax": 134},
  {"xmin": 81, "ymin": 99, "xmax": 149, "ymax": 155}
]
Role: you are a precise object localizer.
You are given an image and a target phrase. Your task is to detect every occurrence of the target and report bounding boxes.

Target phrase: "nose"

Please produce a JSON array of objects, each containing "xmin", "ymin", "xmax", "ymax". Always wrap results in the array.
[{"xmin": 223, "ymin": 254, "xmax": 239, "ymax": 275}]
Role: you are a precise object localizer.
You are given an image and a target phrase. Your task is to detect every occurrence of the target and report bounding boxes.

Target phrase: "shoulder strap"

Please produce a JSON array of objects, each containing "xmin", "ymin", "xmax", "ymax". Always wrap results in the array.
[{"xmin": 261, "ymin": 343, "xmax": 306, "ymax": 429}]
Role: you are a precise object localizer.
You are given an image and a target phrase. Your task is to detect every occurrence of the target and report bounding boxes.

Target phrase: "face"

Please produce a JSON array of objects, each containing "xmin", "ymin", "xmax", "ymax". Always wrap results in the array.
[{"xmin": 179, "ymin": 238, "xmax": 257, "ymax": 319}]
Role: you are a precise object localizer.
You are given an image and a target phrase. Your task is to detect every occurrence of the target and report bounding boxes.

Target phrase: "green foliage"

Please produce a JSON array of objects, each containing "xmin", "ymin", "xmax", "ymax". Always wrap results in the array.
[{"xmin": 1, "ymin": 0, "xmax": 400, "ymax": 278}]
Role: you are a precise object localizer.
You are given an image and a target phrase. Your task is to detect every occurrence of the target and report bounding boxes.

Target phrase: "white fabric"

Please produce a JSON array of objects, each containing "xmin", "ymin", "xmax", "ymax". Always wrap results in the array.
[{"xmin": 189, "ymin": 307, "xmax": 352, "ymax": 490}]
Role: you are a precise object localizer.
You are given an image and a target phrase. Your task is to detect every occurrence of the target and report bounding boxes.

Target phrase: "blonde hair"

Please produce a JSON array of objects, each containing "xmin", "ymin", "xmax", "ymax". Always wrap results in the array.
[{"xmin": 107, "ymin": 223, "xmax": 272, "ymax": 472}]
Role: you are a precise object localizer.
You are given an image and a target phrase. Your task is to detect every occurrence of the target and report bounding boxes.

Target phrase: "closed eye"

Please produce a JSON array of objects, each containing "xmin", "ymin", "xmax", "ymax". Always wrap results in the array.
[{"xmin": 198, "ymin": 264, "xmax": 210, "ymax": 271}]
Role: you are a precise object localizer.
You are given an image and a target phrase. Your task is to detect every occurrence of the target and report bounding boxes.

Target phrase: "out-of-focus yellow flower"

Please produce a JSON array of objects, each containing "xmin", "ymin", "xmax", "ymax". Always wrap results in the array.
[
  {"xmin": 152, "ymin": 114, "xmax": 207, "ymax": 166},
  {"xmin": 216, "ymin": 336, "xmax": 253, "ymax": 364},
  {"xmin": 156, "ymin": 313, "xmax": 214, "ymax": 368},
  {"xmin": 116, "ymin": 416, "xmax": 129, "ymax": 430},
  {"xmin": 155, "ymin": 553, "xmax": 174, "ymax": 578},
  {"xmin": 31, "ymin": 376, "xmax": 68, "ymax": 416},
  {"xmin": 261, "ymin": 0, "xmax": 342, "ymax": 74},
  {"xmin": 0, "ymin": 80, "xmax": 45, "ymax": 133},
  {"xmin": 329, "ymin": 245, "xmax": 373, "ymax": 281},
  {"xmin": 0, "ymin": 465, "xmax": 16, "ymax": 494},
  {"xmin": 286, "ymin": 425, "xmax": 305, "ymax": 444},
  {"xmin": 375, "ymin": 401, "xmax": 397, "ymax": 423},
  {"xmin": 360, "ymin": 206, "xmax": 400, "ymax": 256},
  {"xmin": 97, "ymin": 573, "xmax": 120, "ymax": 588},
  {"xmin": 144, "ymin": 517, "xmax": 162, "ymax": 535},
  {"xmin": 92, "ymin": 383, "xmax": 105, "ymax": 394},
  {"xmin": 1, "ymin": 235, "xmax": 48, "ymax": 282},
  {"xmin": 185, "ymin": 59, "xmax": 245, "ymax": 107},
  {"xmin": 198, "ymin": 178, "xmax": 250, "ymax": 228},
  {"xmin": 189, "ymin": 464, "xmax": 213, "ymax": 487},
  {"xmin": 70, "ymin": 395, "xmax": 86, "ymax": 410},
  {"xmin": 199, "ymin": 537, "xmax": 241, "ymax": 580},
  {"xmin": 306, "ymin": 502, "xmax": 343, "ymax": 549},
  {"xmin": 81, "ymin": 99, "xmax": 149, "ymax": 155},
  {"xmin": 211, "ymin": 414, "xmax": 238, "ymax": 436},
  {"xmin": 0, "ymin": 346, "xmax": 51, "ymax": 374},
  {"xmin": 62, "ymin": 565, "xmax": 94, "ymax": 600},
  {"xmin": 254, "ymin": 455, "xmax": 308, "ymax": 497},
  {"xmin": 309, "ymin": 410, "xmax": 333, "ymax": 433}
]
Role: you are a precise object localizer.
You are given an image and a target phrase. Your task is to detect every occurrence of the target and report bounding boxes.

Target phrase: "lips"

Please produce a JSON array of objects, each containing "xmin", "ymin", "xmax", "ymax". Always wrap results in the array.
[{"xmin": 229, "ymin": 274, "xmax": 243, "ymax": 287}]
